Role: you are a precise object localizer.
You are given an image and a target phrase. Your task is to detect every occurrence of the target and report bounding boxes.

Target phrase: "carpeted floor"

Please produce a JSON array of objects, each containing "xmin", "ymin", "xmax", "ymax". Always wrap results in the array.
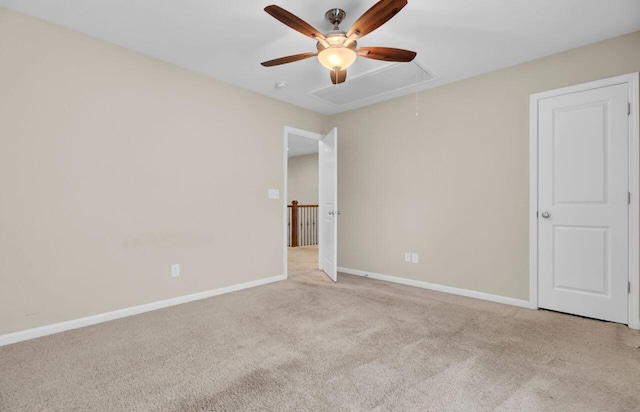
[
  {"xmin": 287, "ymin": 245, "xmax": 318, "ymax": 277},
  {"xmin": 1, "ymin": 270, "xmax": 640, "ymax": 411}
]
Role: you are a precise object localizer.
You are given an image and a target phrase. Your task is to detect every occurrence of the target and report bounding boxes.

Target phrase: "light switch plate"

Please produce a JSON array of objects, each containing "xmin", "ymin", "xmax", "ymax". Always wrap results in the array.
[
  {"xmin": 404, "ymin": 252, "xmax": 411, "ymax": 262},
  {"xmin": 268, "ymin": 189, "xmax": 280, "ymax": 199}
]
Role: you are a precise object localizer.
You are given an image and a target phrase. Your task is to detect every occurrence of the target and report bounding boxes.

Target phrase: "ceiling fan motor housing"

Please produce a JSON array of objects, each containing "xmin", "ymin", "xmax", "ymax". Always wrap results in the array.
[
  {"xmin": 316, "ymin": 31, "xmax": 357, "ymax": 52},
  {"xmin": 325, "ymin": 8, "xmax": 347, "ymax": 29}
]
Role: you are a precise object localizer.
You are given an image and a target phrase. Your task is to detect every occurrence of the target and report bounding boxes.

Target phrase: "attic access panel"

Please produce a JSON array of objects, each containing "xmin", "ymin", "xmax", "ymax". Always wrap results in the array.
[{"xmin": 308, "ymin": 62, "xmax": 435, "ymax": 107}]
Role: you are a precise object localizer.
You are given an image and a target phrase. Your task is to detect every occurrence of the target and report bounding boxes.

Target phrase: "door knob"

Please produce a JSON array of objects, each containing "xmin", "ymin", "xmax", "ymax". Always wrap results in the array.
[
  {"xmin": 541, "ymin": 212, "xmax": 551, "ymax": 219},
  {"xmin": 328, "ymin": 211, "xmax": 334, "ymax": 216}
]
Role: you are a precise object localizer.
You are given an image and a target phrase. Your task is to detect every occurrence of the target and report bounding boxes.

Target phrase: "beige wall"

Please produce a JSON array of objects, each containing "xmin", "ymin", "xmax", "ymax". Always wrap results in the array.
[
  {"xmin": 328, "ymin": 31, "xmax": 640, "ymax": 301},
  {"xmin": 287, "ymin": 154, "xmax": 319, "ymax": 205},
  {"xmin": 0, "ymin": 8, "xmax": 324, "ymax": 335},
  {"xmin": 1, "ymin": 4, "xmax": 639, "ymax": 336}
]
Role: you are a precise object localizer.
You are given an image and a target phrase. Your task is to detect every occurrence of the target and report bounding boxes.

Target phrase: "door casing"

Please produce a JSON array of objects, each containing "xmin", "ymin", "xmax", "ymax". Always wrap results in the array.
[{"xmin": 529, "ymin": 72, "xmax": 640, "ymax": 329}]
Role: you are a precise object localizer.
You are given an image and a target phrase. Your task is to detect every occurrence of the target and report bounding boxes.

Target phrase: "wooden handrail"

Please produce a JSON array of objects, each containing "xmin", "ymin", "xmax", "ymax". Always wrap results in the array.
[{"xmin": 287, "ymin": 204, "xmax": 318, "ymax": 208}]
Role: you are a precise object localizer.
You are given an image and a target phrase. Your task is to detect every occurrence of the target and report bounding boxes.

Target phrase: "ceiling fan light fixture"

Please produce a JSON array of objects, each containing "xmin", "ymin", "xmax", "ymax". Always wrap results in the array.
[
  {"xmin": 317, "ymin": 46, "xmax": 357, "ymax": 71},
  {"xmin": 261, "ymin": 1, "xmax": 415, "ymax": 85}
]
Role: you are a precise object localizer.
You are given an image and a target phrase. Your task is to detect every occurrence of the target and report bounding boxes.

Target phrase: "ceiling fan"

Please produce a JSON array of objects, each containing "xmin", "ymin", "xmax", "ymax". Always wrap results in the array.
[{"xmin": 261, "ymin": 0, "xmax": 416, "ymax": 85}]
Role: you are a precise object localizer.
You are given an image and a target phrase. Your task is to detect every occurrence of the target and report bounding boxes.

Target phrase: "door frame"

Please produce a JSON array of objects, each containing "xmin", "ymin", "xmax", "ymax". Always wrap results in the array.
[
  {"xmin": 282, "ymin": 126, "xmax": 323, "ymax": 278},
  {"xmin": 529, "ymin": 72, "xmax": 640, "ymax": 329}
]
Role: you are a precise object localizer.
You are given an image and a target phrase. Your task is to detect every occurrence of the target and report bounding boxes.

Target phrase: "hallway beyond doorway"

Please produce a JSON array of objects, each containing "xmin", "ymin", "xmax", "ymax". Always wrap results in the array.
[{"xmin": 288, "ymin": 245, "xmax": 318, "ymax": 276}]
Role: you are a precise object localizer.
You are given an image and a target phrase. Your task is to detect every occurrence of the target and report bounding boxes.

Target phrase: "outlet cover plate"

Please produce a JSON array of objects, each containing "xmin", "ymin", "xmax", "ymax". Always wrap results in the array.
[{"xmin": 171, "ymin": 264, "xmax": 180, "ymax": 277}]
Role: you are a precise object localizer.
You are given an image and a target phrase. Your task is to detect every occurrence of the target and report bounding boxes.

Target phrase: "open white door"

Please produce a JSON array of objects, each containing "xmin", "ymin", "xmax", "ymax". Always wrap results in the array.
[{"xmin": 319, "ymin": 127, "xmax": 338, "ymax": 282}]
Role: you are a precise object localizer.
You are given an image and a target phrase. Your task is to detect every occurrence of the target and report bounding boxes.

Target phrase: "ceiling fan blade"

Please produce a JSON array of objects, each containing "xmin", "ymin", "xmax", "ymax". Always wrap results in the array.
[
  {"xmin": 261, "ymin": 52, "xmax": 317, "ymax": 67},
  {"xmin": 358, "ymin": 47, "xmax": 416, "ymax": 62},
  {"xmin": 346, "ymin": 0, "xmax": 408, "ymax": 38},
  {"xmin": 264, "ymin": 5, "xmax": 326, "ymax": 41},
  {"xmin": 330, "ymin": 69, "xmax": 347, "ymax": 85}
]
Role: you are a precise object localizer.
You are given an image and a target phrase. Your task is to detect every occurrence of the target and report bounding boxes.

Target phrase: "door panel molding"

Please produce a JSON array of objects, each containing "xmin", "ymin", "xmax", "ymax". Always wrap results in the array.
[{"xmin": 530, "ymin": 72, "xmax": 640, "ymax": 329}]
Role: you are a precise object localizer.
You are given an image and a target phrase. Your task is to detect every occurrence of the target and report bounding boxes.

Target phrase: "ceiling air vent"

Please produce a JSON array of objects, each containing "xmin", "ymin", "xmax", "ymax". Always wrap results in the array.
[{"xmin": 308, "ymin": 62, "xmax": 435, "ymax": 107}]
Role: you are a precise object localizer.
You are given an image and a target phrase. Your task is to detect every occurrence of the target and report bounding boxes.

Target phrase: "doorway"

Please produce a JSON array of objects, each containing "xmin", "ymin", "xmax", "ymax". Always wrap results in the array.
[
  {"xmin": 529, "ymin": 73, "xmax": 639, "ymax": 329},
  {"xmin": 283, "ymin": 126, "xmax": 338, "ymax": 282},
  {"xmin": 287, "ymin": 131, "xmax": 320, "ymax": 276}
]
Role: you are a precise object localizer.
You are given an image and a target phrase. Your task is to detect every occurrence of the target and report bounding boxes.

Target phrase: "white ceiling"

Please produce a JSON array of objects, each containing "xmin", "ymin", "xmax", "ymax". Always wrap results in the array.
[
  {"xmin": 288, "ymin": 134, "xmax": 319, "ymax": 158},
  {"xmin": 2, "ymin": 0, "xmax": 639, "ymax": 115}
]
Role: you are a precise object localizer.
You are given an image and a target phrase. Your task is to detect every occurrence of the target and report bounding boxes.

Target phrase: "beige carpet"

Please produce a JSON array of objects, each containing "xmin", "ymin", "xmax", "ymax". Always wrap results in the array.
[
  {"xmin": 1, "ymin": 271, "xmax": 640, "ymax": 411},
  {"xmin": 287, "ymin": 245, "xmax": 318, "ymax": 276}
]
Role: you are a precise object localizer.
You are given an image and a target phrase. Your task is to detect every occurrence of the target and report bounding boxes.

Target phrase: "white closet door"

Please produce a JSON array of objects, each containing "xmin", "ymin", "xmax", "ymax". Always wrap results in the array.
[{"xmin": 538, "ymin": 83, "xmax": 629, "ymax": 324}]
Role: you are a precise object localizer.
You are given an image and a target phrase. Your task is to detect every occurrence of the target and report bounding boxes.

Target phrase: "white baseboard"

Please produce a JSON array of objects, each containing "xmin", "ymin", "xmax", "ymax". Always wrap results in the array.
[
  {"xmin": 338, "ymin": 267, "xmax": 530, "ymax": 308},
  {"xmin": 0, "ymin": 274, "xmax": 286, "ymax": 347}
]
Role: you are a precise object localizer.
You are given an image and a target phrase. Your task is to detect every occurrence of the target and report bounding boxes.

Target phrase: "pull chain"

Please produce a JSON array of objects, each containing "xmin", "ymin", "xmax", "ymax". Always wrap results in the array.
[
  {"xmin": 415, "ymin": 69, "xmax": 426, "ymax": 117},
  {"xmin": 415, "ymin": 71, "xmax": 419, "ymax": 117}
]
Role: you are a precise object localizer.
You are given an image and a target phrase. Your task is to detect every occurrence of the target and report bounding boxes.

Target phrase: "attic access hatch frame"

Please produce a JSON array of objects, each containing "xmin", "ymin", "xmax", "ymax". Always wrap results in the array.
[{"xmin": 307, "ymin": 61, "xmax": 436, "ymax": 108}]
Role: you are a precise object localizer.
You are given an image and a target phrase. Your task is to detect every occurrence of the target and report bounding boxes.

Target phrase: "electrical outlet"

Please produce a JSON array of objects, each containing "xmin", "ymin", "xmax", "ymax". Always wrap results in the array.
[
  {"xmin": 411, "ymin": 253, "xmax": 419, "ymax": 264},
  {"xmin": 171, "ymin": 263, "xmax": 180, "ymax": 277},
  {"xmin": 404, "ymin": 252, "xmax": 411, "ymax": 263}
]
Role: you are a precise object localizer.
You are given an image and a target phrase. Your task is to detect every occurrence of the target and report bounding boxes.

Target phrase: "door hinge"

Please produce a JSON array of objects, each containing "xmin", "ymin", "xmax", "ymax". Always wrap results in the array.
[
  {"xmin": 629, "ymin": 192, "xmax": 631, "ymax": 205},
  {"xmin": 629, "ymin": 102, "xmax": 632, "ymax": 116},
  {"xmin": 629, "ymin": 281, "xmax": 632, "ymax": 294}
]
